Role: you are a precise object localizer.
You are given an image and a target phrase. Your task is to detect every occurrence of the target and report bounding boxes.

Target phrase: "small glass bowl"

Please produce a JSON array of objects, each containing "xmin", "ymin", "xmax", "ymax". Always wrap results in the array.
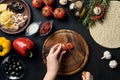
[{"xmin": 39, "ymin": 20, "xmax": 54, "ymax": 36}]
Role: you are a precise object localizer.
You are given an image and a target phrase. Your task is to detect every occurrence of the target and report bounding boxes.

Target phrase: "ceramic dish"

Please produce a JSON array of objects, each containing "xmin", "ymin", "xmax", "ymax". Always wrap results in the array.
[
  {"xmin": 0, "ymin": 0, "xmax": 31, "ymax": 34},
  {"xmin": 2, "ymin": 55, "xmax": 26, "ymax": 80}
]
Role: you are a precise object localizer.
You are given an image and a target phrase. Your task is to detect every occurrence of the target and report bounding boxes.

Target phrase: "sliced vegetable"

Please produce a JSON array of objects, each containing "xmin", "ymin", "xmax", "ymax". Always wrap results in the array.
[
  {"xmin": 91, "ymin": 3, "xmax": 104, "ymax": 21},
  {"xmin": 66, "ymin": 42, "xmax": 74, "ymax": 50}
]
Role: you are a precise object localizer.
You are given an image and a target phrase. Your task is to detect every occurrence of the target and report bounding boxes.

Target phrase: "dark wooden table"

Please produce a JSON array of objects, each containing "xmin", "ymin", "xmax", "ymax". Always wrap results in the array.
[{"xmin": 0, "ymin": 0, "xmax": 120, "ymax": 80}]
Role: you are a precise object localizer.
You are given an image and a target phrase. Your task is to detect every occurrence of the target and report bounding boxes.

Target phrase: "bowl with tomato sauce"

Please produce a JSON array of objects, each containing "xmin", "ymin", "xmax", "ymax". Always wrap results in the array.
[{"xmin": 39, "ymin": 20, "xmax": 53, "ymax": 36}]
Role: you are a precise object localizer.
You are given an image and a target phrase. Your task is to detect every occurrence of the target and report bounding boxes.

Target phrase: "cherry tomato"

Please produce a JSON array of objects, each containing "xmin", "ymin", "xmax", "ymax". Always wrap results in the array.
[
  {"xmin": 54, "ymin": 8, "xmax": 66, "ymax": 19},
  {"xmin": 32, "ymin": 0, "xmax": 43, "ymax": 8},
  {"xmin": 42, "ymin": 6, "xmax": 53, "ymax": 17},
  {"xmin": 43, "ymin": 0, "xmax": 54, "ymax": 6},
  {"xmin": 61, "ymin": 43, "xmax": 67, "ymax": 51},
  {"xmin": 66, "ymin": 42, "xmax": 74, "ymax": 49}
]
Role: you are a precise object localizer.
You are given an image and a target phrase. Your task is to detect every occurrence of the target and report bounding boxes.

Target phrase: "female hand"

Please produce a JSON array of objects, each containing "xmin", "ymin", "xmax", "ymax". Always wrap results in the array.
[
  {"xmin": 44, "ymin": 43, "xmax": 66, "ymax": 80},
  {"xmin": 82, "ymin": 71, "xmax": 94, "ymax": 80}
]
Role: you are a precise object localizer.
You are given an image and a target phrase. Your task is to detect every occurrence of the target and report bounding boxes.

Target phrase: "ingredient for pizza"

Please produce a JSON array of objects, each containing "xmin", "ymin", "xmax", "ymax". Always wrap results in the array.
[
  {"xmin": 0, "ymin": 37, "xmax": 11, "ymax": 57},
  {"xmin": 0, "ymin": 4, "xmax": 7, "ymax": 12},
  {"xmin": 69, "ymin": 3, "xmax": 75, "ymax": 10},
  {"xmin": 75, "ymin": 1, "xmax": 83, "ymax": 9},
  {"xmin": 54, "ymin": 7, "xmax": 66, "ymax": 19},
  {"xmin": 32, "ymin": 0, "xmax": 43, "ymax": 8},
  {"xmin": 8, "ymin": 1, "xmax": 25, "ymax": 13},
  {"xmin": 12, "ymin": 13, "xmax": 28, "ymax": 31},
  {"xmin": 93, "ymin": 6, "xmax": 102, "ymax": 15},
  {"xmin": 42, "ymin": 6, "xmax": 53, "ymax": 18},
  {"xmin": 61, "ymin": 42, "xmax": 74, "ymax": 51},
  {"xmin": 61, "ymin": 43, "xmax": 67, "ymax": 51},
  {"xmin": 43, "ymin": 0, "xmax": 54, "ymax": 6},
  {"xmin": 0, "ymin": 10, "xmax": 15, "ymax": 29},
  {"xmin": 25, "ymin": 21, "xmax": 42, "ymax": 36},
  {"xmin": 13, "ymin": 38, "xmax": 34, "ymax": 57},
  {"xmin": 40, "ymin": 20, "xmax": 53, "ymax": 36},
  {"xmin": 91, "ymin": 3, "xmax": 104, "ymax": 20},
  {"xmin": 3, "ymin": 55, "xmax": 24, "ymax": 79},
  {"xmin": 109, "ymin": 60, "xmax": 118, "ymax": 69},
  {"xmin": 101, "ymin": 51, "xmax": 112, "ymax": 60},
  {"xmin": 66, "ymin": 42, "xmax": 74, "ymax": 49},
  {"xmin": 59, "ymin": 0, "xmax": 68, "ymax": 5}
]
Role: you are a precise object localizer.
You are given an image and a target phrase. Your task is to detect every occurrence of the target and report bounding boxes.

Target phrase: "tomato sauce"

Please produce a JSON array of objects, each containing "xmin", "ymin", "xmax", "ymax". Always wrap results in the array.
[{"xmin": 40, "ymin": 21, "xmax": 51, "ymax": 35}]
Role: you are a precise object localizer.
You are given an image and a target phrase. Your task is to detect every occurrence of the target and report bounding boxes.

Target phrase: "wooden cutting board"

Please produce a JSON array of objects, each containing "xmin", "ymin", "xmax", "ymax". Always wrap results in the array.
[{"xmin": 42, "ymin": 29, "xmax": 89, "ymax": 75}]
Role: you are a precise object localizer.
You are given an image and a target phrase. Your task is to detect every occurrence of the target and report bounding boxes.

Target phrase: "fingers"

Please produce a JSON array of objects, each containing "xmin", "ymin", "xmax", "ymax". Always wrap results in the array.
[
  {"xmin": 82, "ymin": 75, "xmax": 86, "ymax": 80},
  {"xmin": 49, "ymin": 43, "xmax": 60, "ymax": 54},
  {"xmin": 59, "ymin": 51, "xmax": 66, "ymax": 62},
  {"xmin": 82, "ymin": 71, "xmax": 93, "ymax": 80},
  {"xmin": 54, "ymin": 43, "xmax": 62, "ymax": 55}
]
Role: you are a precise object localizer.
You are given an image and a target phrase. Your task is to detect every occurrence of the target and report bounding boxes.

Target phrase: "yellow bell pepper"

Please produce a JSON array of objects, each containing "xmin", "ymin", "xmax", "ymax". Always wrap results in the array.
[{"xmin": 0, "ymin": 37, "xmax": 11, "ymax": 56}]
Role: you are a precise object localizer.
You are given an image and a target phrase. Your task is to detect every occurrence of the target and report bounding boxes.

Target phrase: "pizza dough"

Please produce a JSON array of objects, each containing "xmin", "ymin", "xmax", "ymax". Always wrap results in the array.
[{"xmin": 89, "ymin": 1, "xmax": 120, "ymax": 48}]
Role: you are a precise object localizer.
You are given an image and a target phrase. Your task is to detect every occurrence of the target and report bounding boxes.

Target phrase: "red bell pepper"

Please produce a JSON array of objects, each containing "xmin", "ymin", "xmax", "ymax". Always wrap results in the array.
[{"xmin": 13, "ymin": 38, "xmax": 34, "ymax": 57}]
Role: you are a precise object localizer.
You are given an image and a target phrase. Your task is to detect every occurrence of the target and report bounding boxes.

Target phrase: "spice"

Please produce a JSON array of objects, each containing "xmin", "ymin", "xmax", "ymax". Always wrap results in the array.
[
  {"xmin": 26, "ymin": 21, "xmax": 41, "ymax": 36},
  {"xmin": 40, "ymin": 21, "xmax": 52, "ymax": 36},
  {"xmin": 101, "ymin": 51, "xmax": 112, "ymax": 60},
  {"xmin": 109, "ymin": 60, "xmax": 118, "ymax": 69}
]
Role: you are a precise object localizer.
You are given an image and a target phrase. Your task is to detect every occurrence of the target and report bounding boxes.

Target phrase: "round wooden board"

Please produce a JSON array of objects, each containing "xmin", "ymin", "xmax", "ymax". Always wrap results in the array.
[{"xmin": 42, "ymin": 29, "xmax": 89, "ymax": 75}]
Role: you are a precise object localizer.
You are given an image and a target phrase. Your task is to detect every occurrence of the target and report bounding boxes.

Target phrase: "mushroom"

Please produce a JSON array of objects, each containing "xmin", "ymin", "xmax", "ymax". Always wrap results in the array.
[
  {"xmin": 75, "ymin": 1, "xmax": 83, "ymax": 9},
  {"xmin": 101, "ymin": 51, "xmax": 112, "ymax": 60},
  {"xmin": 69, "ymin": 3, "xmax": 75, "ymax": 10},
  {"xmin": 59, "ymin": 0, "xmax": 68, "ymax": 5},
  {"xmin": 93, "ymin": 6, "xmax": 102, "ymax": 15},
  {"xmin": 109, "ymin": 60, "xmax": 118, "ymax": 69}
]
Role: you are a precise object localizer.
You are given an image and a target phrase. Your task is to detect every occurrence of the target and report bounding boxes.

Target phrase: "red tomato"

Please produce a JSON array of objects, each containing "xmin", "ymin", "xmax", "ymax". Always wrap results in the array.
[
  {"xmin": 54, "ymin": 8, "xmax": 66, "ymax": 19},
  {"xmin": 32, "ymin": 0, "xmax": 43, "ymax": 8},
  {"xmin": 66, "ymin": 43, "xmax": 74, "ymax": 49},
  {"xmin": 43, "ymin": 0, "xmax": 54, "ymax": 6},
  {"xmin": 42, "ymin": 6, "xmax": 53, "ymax": 17},
  {"xmin": 61, "ymin": 43, "xmax": 67, "ymax": 51}
]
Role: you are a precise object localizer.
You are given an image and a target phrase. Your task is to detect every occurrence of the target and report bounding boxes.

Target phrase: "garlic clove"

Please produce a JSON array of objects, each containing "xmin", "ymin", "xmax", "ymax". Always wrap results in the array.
[
  {"xmin": 109, "ymin": 60, "xmax": 118, "ymax": 69},
  {"xmin": 101, "ymin": 51, "xmax": 112, "ymax": 60}
]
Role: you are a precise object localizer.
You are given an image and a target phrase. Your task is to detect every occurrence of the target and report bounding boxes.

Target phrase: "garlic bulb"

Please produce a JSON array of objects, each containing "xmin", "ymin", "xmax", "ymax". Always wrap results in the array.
[
  {"xmin": 93, "ymin": 6, "xmax": 102, "ymax": 15},
  {"xmin": 109, "ymin": 60, "xmax": 118, "ymax": 69},
  {"xmin": 59, "ymin": 0, "xmax": 68, "ymax": 5},
  {"xmin": 101, "ymin": 51, "xmax": 112, "ymax": 60}
]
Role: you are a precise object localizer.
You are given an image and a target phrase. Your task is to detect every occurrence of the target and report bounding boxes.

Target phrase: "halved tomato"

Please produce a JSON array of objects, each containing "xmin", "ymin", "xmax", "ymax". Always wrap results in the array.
[{"xmin": 66, "ymin": 42, "xmax": 74, "ymax": 49}]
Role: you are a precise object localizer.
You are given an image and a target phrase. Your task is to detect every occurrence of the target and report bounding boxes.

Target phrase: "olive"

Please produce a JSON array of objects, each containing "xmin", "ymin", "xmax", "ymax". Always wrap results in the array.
[
  {"xmin": 18, "ymin": 5, "xmax": 23, "ymax": 10},
  {"xmin": 4, "ymin": 62, "xmax": 9, "ymax": 67}
]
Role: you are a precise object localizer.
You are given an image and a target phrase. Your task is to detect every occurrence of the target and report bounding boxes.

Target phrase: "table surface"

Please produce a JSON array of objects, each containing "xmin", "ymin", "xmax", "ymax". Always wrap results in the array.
[{"xmin": 0, "ymin": 0, "xmax": 120, "ymax": 80}]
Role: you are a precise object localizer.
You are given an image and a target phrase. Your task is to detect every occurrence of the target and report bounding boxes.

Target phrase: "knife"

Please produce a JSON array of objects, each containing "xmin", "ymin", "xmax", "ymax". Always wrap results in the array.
[
  {"xmin": 65, "ymin": 44, "xmax": 80, "ymax": 66},
  {"xmin": 59, "ymin": 39, "xmax": 80, "ymax": 66}
]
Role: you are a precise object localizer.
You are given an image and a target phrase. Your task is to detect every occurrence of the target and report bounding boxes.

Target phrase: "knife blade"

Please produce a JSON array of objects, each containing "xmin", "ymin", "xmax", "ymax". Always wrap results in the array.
[
  {"xmin": 59, "ymin": 39, "xmax": 80, "ymax": 66},
  {"xmin": 65, "ymin": 44, "xmax": 80, "ymax": 66}
]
